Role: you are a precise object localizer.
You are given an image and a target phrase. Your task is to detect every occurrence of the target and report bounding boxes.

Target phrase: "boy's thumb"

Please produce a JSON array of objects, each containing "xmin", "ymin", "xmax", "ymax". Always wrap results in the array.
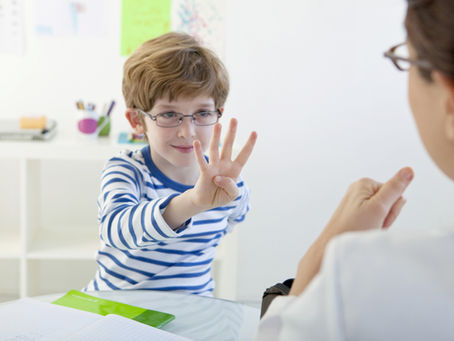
[
  {"xmin": 374, "ymin": 167, "xmax": 414, "ymax": 210},
  {"xmin": 213, "ymin": 176, "xmax": 239, "ymax": 200}
]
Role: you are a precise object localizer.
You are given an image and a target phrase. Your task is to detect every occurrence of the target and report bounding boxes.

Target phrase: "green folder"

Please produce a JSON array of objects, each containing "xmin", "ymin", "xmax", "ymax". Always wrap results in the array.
[{"xmin": 52, "ymin": 290, "xmax": 175, "ymax": 328}]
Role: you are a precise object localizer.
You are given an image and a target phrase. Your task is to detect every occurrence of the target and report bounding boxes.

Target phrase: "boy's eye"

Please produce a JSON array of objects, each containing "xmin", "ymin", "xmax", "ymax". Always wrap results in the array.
[
  {"xmin": 195, "ymin": 111, "xmax": 212, "ymax": 118},
  {"xmin": 160, "ymin": 112, "xmax": 178, "ymax": 119}
]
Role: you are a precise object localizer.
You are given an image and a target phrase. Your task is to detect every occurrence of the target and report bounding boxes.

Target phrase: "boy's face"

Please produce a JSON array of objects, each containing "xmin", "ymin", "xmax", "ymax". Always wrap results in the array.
[{"xmin": 131, "ymin": 94, "xmax": 218, "ymax": 179}]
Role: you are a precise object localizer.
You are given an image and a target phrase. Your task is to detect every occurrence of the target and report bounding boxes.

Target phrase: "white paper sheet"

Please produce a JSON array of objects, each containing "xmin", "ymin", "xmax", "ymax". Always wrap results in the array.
[
  {"xmin": 0, "ymin": 0, "xmax": 25, "ymax": 54},
  {"xmin": 65, "ymin": 314, "xmax": 192, "ymax": 341},
  {"xmin": 0, "ymin": 298, "xmax": 192, "ymax": 341},
  {"xmin": 35, "ymin": 0, "xmax": 105, "ymax": 36}
]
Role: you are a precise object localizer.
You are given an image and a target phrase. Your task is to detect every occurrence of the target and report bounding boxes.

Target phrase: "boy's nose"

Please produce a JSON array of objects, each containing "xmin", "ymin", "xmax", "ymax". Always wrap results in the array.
[{"xmin": 177, "ymin": 117, "xmax": 196, "ymax": 138}]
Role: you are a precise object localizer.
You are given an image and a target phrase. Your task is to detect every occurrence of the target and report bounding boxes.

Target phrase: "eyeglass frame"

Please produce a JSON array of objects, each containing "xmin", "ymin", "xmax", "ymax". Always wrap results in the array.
[
  {"xmin": 136, "ymin": 108, "xmax": 222, "ymax": 128},
  {"xmin": 383, "ymin": 42, "xmax": 433, "ymax": 71}
]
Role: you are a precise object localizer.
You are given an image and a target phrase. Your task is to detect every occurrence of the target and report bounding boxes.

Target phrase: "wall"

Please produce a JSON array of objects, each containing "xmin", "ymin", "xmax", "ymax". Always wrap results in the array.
[{"xmin": 1, "ymin": 0, "xmax": 454, "ymax": 305}]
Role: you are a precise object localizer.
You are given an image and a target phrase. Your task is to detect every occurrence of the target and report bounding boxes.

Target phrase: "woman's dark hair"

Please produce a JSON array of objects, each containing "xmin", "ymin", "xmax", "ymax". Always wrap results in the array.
[{"xmin": 405, "ymin": 0, "xmax": 454, "ymax": 81}]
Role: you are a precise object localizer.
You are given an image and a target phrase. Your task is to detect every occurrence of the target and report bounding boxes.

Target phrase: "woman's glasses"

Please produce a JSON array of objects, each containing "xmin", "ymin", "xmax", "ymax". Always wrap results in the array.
[{"xmin": 384, "ymin": 42, "xmax": 432, "ymax": 71}]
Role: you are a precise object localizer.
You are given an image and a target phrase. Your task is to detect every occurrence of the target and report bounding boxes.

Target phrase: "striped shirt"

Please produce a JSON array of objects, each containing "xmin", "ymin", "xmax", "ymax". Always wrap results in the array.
[{"xmin": 84, "ymin": 145, "xmax": 250, "ymax": 296}]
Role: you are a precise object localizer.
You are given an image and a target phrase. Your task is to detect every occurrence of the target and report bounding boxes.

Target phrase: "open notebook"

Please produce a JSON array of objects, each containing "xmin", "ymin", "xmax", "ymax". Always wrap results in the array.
[{"xmin": 0, "ymin": 298, "xmax": 192, "ymax": 341}]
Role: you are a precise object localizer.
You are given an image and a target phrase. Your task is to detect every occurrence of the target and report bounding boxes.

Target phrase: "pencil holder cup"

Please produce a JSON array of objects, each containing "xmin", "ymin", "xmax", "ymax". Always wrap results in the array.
[
  {"xmin": 97, "ymin": 116, "xmax": 111, "ymax": 137},
  {"xmin": 77, "ymin": 110, "xmax": 100, "ymax": 139}
]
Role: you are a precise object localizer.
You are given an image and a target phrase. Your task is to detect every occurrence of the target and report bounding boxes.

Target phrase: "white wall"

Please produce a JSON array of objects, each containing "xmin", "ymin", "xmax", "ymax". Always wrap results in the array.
[
  {"xmin": 224, "ymin": 0, "xmax": 454, "ymax": 304},
  {"xmin": 1, "ymin": 0, "xmax": 454, "ymax": 304}
]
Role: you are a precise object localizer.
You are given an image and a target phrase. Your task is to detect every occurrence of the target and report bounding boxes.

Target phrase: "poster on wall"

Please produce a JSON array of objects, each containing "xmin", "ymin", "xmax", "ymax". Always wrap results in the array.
[
  {"xmin": 171, "ymin": 0, "xmax": 226, "ymax": 58},
  {"xmin": 35, "ymin": 0, "xmax": 106, "ymax": 36},
  {"xmin": 120, "ymin": 0, "xmax": 225, "ymax": 57},
  {"xmin": 120, "ymin": 0, "xmax": 171, "ymax": 56},
  {"xmin": 0, "ymin": 0, "xmax": 25, "ymax": 54}
]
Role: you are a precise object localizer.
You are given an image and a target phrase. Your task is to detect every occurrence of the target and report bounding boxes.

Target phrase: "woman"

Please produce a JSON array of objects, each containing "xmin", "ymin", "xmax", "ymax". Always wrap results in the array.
[{"xmin": 255, "ymin": 0, "xmax": 454, "ymax": 340}]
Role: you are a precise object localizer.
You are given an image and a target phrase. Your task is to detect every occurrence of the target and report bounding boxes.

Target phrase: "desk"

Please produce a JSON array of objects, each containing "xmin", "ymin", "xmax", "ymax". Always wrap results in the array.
[{"xmin": 34, "ymin": 290, "xmax": 260, "ymax": 341}]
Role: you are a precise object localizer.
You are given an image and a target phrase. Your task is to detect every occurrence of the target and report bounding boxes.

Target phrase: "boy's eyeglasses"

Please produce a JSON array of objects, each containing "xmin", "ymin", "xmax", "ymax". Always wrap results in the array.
[
  {"xmin": 136, "ymin": 109, "xmax": 222, "ymax": 128},
  {"xmin": 384, "ymin": 42, "xmax": 432, "ymax": 71}
]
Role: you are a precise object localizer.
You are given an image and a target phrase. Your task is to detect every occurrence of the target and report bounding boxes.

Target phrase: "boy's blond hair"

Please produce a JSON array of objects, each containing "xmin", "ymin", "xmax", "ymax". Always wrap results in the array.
[{"xmin": 122, "ymin": 32, "xmax": 229, "ymax": 112}]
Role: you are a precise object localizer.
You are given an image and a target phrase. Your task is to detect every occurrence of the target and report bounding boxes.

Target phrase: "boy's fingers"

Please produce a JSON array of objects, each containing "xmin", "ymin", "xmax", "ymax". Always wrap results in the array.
[
  {"xmin": 213, "ymin": 176, "xmax": 239, "ymax": 200},
  {"xmin": 220, "ymin": 118, "xmax": 237, "ymax": 161},
  {"xmin": 234, "ymin": 131, "xmax": 258, "ymax": 167},
  {"xmin": 373, "ymin": 167, "xmax": 414, "ymax": 211},
  {"xmin": 382, "ymin": 197, "xmax": 407, "ymax": 228},
  {"xmin": 193, "ymin": 140, "xmax": 208, "ymax": 170},
  {"xmin": 209, "ymin": 123, "xmax": 221, "ymax": 163}
]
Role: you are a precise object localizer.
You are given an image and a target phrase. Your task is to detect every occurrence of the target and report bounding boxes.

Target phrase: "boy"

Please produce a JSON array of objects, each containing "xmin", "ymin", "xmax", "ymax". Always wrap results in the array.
[{"xmin": 85, "ymin": 32, "xmax": 257, "ymax": 296}]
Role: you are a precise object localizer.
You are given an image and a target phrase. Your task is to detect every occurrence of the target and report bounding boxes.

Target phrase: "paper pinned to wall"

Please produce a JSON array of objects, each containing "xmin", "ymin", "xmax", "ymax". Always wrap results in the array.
[
  {"xmin": 35, "ymin": 0, "xmax": 106, "ymax": 36},
  {"xmin": 0, "ymin": 0, "xmax": 25, "ymax": 55},
  {"xmin": 171, "ymin": 0, "xmax": 226, "ymax": 57},
  {"xmin": 120, "ymin": 0, "xmax": 171, "ymax": 56}
]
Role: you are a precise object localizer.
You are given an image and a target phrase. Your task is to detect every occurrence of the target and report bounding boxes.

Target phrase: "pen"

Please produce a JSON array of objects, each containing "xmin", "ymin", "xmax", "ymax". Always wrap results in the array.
[
  {"xmin": 101, "ymin": 103, "xmax": 108, "ymax": 116},
  {"xmin": 106, "ymin": 100, "xmax": 116, "ymax": 116}
]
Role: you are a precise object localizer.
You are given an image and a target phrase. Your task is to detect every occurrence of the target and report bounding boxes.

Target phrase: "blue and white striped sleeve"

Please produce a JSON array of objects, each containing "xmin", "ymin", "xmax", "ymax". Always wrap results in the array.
[
  {"xmin": 226, "ymin": 179, "xmax": 250, "ymax": 230},
  {"xmin": 97, "ymin": 159, "xmax": 190, "ymax": 250}
]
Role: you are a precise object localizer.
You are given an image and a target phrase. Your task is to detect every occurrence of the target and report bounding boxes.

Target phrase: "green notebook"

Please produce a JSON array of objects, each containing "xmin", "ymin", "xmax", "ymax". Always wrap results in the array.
[{"xmin": 52, "ymin": 290, "xmax": 175, "ymax": 328}]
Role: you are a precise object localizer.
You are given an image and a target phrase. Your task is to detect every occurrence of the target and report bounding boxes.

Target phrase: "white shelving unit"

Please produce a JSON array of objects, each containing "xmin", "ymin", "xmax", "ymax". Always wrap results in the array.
[
  {"xmin": 0, "ymin": 133, "xmax": 126, "ymax": 302},
  {"xmin": 0, "ymin": 132, "xmax": 238, "ymax": 302}
]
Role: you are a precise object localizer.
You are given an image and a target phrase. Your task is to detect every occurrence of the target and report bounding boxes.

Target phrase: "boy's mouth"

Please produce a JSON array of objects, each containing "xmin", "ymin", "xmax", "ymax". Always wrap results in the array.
[{"xmin": 172, "ymin": 145, "xmax": 194, "ymax": 154}]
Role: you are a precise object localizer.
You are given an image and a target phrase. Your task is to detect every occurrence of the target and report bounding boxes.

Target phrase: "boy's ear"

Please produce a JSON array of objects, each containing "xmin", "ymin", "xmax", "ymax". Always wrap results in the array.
[
  {"xmin": 125, "ymin": 108, "xmax": 145, "ymax": 134},
  {"xmin": 218, "ymin": 107, "xmax": 224, "ymax": 115}
]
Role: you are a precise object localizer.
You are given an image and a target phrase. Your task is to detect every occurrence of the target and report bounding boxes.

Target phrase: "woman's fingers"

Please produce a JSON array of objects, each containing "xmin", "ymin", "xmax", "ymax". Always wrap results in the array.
[
  {"xmin": 382, "ymin": 196, "xmax": 407, "ymax": 228},
  {"xmin": 234, "ymin": 131, "xmax": 258, "ymax": 167},
  {"xmin": 220, "ymin": 118, "xmax": 237, "ymax": 161},
  {"xmin": 373, "ymin": 167, "xmax": 414, "ymax": 212}
]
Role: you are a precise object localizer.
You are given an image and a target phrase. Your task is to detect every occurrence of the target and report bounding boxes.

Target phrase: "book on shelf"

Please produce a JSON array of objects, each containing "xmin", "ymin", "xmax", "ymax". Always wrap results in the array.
[{"xmin": 0, "ymin": 118, "xmax": 57, "ymax": 141}]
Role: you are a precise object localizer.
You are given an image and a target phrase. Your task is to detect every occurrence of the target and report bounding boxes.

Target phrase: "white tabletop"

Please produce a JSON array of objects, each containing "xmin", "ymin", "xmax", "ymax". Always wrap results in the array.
[{"xmin": 33, "ymin": 290, "xmax": 260, "ymax": 341}]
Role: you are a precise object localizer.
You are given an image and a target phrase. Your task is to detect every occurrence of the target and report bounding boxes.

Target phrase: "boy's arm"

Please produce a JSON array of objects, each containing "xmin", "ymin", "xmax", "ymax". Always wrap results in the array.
[
  {"xmin": 98, "ymin": 158, "xmax": 189, "ymax": 250},
  {"xmin": 163, "ymin": 118, "xmax": 257, "ymax": 229}
]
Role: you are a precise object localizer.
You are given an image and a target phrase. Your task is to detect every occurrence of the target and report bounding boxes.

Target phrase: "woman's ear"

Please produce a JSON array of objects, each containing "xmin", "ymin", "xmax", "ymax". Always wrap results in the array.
[
  {"xmin": 443, "ymin": 76, "xmax": 454, "ymax": 142},
  {"xmin": 434, "ymin": 72, "xmax": 454, "ymax": 143},
  {"xmin": 446, "ymin": 103, "xmax": 454, "ymax": 143},
  {"xmin": 125, "ymin": 108, "xmax": 145, "ymax": 134}
]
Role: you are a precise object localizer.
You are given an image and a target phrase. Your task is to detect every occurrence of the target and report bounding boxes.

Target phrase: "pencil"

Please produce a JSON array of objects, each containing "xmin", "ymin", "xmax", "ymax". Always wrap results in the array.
[{"xmin": 106, "ymin": 100, "xmax": 116, "ymax": 116}]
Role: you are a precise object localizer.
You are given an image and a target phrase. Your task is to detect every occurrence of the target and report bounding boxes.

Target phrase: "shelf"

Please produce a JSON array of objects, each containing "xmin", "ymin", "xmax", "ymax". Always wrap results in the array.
[
  {"xmin": 0, "ymin": 132, "xmax": 133, "ymax": 160},
  {"xmin": 0, "ymin": 293, "xmax": 20, "ymax": 303},
  {"xmin": 27, "ymin": 228, "xmax": 99, "ymax": 260},
  {"xmin": 0, "ymin": 259, "xmax": 20, "ymax": 300},
  {"xmin": 0, "ymin": 230, "xmax": 21, "ymax": 258}
]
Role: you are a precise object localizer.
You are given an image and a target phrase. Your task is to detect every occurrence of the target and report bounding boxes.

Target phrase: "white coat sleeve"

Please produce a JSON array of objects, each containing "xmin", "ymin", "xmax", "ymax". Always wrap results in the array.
[{"xmin": 254, "ymin": 238, "xmax": 346, "ymax": 341}]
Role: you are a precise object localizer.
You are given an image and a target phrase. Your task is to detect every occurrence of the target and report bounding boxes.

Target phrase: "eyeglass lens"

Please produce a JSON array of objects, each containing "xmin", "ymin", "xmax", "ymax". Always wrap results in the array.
[{"xmin": 393, "ymin": 44, "xmax": 411, "ymax": 70}]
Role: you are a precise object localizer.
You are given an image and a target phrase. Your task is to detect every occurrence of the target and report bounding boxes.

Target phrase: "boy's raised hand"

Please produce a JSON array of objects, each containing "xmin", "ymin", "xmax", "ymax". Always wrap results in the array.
[{"xmin": 192, "ymin": 118, "xmax": 257, "ymax": 210}]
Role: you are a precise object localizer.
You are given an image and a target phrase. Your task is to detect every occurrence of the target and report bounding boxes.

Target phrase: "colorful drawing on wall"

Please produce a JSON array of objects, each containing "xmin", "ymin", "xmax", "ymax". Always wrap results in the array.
[
  {"xmin": 171, "ymin": 0, "xmax": 226, "ymax": 57},
  {"xmin": 120, "ymin": 0, "xmax": 171, "ymax": 56},
  {"xmin": 35, "ymin": 0, "xmax": 105, "ymax": 36}
]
